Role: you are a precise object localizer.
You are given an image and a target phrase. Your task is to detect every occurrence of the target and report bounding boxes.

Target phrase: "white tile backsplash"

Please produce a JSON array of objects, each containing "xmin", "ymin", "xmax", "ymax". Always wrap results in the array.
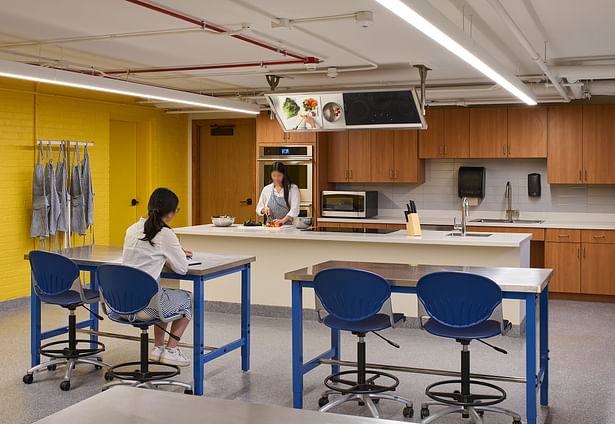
[{"xmin": 336, "ymin": 159, "xmax": 615, "ymax": 213}]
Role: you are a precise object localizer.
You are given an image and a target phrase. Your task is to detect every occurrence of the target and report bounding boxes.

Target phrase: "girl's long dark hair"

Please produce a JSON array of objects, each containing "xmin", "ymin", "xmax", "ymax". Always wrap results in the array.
[
  {"xmin": 141, "ymin": 188, "xmax": 179, "ymax": 245},
  {"xmin": 271, "ymin": 161, "xmax": 292, "ymax": 208}
]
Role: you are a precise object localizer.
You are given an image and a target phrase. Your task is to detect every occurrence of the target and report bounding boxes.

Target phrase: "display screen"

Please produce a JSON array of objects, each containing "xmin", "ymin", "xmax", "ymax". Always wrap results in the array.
[
  {"xmin": 343, "ymin": 91, "xmax": 421, "ymax": 125},
  {"xmin": 262, "ymin": 146, "xmax": 309, "ymax": 156}
]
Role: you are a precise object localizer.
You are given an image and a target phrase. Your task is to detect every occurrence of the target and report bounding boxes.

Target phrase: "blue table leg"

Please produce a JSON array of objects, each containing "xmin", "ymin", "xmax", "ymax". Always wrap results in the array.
[
  {"xmin": 89, "ymin": 270, "xmax": 99, "ymax": 350},
  {"xmin": 193, "ymin": 276, "xmax": 205, "ymax": 395},
  {"xmin": 525, "ymin": 293, "xmax": 537, "ymax": 424},
  {"xmin": 292, "ymin": 281, "xmax": 304, "ymax": 409},
  {"xmin": 330, "ymin": 328, "xmax": 340, "ymax": 376},
  {"xmin": 540, "ymin": 285, "xmax": 549, "ymax": 406},
  {"xmin": 241, "ymin": 264, "xmax": 251, "ymax": 372},
  {"xmin": 30, "ymin": 273, "xmax": 41, "ymax": 367}
]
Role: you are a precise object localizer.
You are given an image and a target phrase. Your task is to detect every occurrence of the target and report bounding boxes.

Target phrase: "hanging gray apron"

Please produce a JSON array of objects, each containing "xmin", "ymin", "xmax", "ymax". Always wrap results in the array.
[
  {"xmin": 266, "ymin": 187, "xmax": 292, "ymax": 223},
  {"xmin": 45, "ymin": 142, "xmax": 60, "ymax": 236},
  {"xmin": 81, "ymin": 145, "xmax": 94, "ymax": 227},
  {"xmin": 55, "ymin": 141, "xmax": 69, "ymax": 233},
  {"xmin": 70, "ymin": 144, "xmax": 87, "ymax": 236},
  {"xmin": 30, "ymin": 143, "xmax": 49, "ymax": 238}
]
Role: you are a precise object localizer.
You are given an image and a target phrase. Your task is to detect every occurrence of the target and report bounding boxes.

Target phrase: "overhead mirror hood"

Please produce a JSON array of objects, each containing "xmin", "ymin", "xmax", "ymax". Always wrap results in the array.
[{"xmin": 265, "ymin": 88, "xmax": 426, "ymax": 132}]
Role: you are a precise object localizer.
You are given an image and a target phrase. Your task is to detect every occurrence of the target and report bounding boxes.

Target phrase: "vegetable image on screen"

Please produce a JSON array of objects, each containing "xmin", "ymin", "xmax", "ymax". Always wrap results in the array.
[
  {"xmin": 302, "ymin": 98, "xmax": 318, "ymax": 113},
  {"xmin": 282, "ymin": 98, "xmax": 300, "ymax": 119}
]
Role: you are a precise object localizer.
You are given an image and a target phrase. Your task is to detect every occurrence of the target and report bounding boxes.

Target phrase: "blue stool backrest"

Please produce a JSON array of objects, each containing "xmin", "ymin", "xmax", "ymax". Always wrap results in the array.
[
  {"xmin": 29, "ymin": 250, "xmax": 80, "ymax": 296},
  {"xmin": 313, "ymin": 268, "xmax": 391, "ymax": 322},
  {"xmin": 417, "ymin": 271, "xmax": 502, "ymax": 328},
  {"xmin": 96, "ymin": 264, "xmax": 158, "ymax": 315}
]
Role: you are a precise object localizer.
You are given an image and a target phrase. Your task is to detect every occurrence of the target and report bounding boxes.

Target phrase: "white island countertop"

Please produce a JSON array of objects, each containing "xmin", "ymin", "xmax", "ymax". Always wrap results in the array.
[{"xmin": 174, "ymin": 224, "xmax": 532, "ymax": 247}]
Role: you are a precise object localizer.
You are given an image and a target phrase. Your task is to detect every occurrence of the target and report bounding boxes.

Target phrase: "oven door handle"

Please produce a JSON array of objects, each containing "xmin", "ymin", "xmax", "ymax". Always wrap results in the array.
[{"xmin": 257, "ymin": 157, "xmax": 312, "ymax": 162}]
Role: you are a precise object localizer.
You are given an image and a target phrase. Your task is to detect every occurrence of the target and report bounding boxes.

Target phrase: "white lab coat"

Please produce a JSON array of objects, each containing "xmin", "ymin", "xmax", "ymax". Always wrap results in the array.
[{"xmin": 256, "ymin": 183, "xmax": 300, "ymax": 218}]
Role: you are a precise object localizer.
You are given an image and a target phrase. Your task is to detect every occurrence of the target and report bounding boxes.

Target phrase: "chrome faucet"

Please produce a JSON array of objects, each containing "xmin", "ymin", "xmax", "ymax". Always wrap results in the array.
[
  {"xmin": 461, "ymin": 196, "xmax": 469, "ymax": 236},
  {"xmin": 505, "ymin": 181, "xmax": 518, "ymax": 223}
]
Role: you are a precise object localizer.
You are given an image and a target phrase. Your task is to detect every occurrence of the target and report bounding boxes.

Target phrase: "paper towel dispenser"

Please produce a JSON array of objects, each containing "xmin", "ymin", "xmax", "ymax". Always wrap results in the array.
[{"xmin": 458, "ymin": 166, "xmax": 485, "ymax": 199}]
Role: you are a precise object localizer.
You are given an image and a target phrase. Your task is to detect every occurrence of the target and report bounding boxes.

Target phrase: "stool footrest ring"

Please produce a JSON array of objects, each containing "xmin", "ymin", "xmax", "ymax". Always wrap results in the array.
[
  {"xmin": 107, "ymin": 361, "xmax": 180, "ymax": 383},
  {"xmin": 40, "ymin": 339, "xmax": 105, "ymax": 359},
  {"xmin": 425, "ymin": 379, "xmax": 506, "ymax": 407},
  {"xmin": 324, "ymin": 369, "xmax": 399, "ymax": 395}
]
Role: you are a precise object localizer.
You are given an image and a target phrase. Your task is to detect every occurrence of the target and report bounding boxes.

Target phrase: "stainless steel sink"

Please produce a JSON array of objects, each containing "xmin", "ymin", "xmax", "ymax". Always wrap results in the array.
[
  {"xmin": 446, "ymin": 232, "xmax": 493, "ymax": 237},
  {"xmin": 470, "ymin": 218, "xmax": 544, "ymax": 224}
]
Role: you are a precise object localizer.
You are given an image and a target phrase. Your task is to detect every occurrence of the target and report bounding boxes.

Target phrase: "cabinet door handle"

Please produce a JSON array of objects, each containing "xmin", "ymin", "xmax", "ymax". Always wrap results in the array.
[
  {"xmin": 394, "ymin": 169, "xmax": 398, "ymax": 179},
  {"xmin": 577, "ymin": 247, "xmax": 580, "ymax": 258},
  {"xmin": 344, "ymin": 170, "xmax": 348, "ymax": 179},
  {"xmin": 503, "ymin": 144, "xmax": 507, "ymax": 155},
  {"xmin": 557, "ymin": 234, "xmax": 569, "ymax": 237},
  {"xmin": 583, "ymin": 247, "xmax": 586, "ymax": 258},
  {"xmin": 439, "ymin": 145, "xmax": 443, "ymax": 155},
  {"xmin": 389, "ymin": 170, "xmax": 393, "ymax": 179},
  {"xmin": 444, "ymin": 145, "xmax": 448, "ymax": 155},
  {"xmin": 592, "ymin": 235, "xmax": 606, "ymax": 238},
  {"xmin": 349, "ymin": 170, "xmax": 353, "ymax": 179},
  {"xmin": 508, "ymin": 144, "xmax": 511, "ymax": 155},
  {"xmin": 579, "ymin": 170, "xmax": 582, "ymax": 181},
  {"xmin": 585, "ymin": 170, "xmax": 588, "ymax": 181}
]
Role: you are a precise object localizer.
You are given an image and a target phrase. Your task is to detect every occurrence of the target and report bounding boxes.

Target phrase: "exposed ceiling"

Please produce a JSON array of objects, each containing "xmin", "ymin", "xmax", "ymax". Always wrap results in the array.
[{"xmin": 1, "ymin": 0, "xmax": 614, "ymax": 110}]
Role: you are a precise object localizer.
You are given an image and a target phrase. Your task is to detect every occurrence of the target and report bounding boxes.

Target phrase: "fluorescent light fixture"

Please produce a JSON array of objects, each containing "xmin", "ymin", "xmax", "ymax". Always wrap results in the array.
[
  {"xmin": 0, "ymin": 58, "xmax": 260, "ymax": 114},
  {"xmin": 375, "ymin": 0, "xmax": 537, "ymax": 105}
]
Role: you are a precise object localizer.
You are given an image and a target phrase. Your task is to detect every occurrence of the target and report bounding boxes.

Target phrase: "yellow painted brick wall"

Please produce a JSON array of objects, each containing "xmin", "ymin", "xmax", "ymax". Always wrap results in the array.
[{"xmin": 0, "ymin": 77, "xmax": 188, "ymax": 302}]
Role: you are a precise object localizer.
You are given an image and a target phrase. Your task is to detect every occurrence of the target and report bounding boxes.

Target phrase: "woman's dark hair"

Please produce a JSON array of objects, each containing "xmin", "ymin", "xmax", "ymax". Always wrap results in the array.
[
  {"xmin": 141, "ymin": 187, "xmax": 179, "ymax": 245},
  {"xmin": 271, "ymin": 161, "xmax": 292, "ymax": 208}
]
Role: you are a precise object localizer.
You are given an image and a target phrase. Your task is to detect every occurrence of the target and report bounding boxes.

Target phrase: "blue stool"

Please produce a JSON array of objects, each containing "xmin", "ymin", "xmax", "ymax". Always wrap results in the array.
[
  {"xmin": 23, "ymin": 250, "xmax": 109, "ymax": 391},
  {"xmin": 96, "ymin": 264, "xmax": 192, "ymax": 393},
  {"xmin": 416, "ymin": 271, "xmax": 522, "ymax": 424},
  {"xmin": 314, "ymin": 268, "xmax": 414, "ymax": 419}
]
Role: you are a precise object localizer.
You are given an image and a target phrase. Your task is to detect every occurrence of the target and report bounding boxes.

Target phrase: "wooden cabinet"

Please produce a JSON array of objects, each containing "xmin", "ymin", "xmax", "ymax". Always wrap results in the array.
[
  {"xmin": 582, "ymin": 229, "xmax": 615, "ymax": 244},
  {"xmin": 545, "ymin": 241, "xmax": 581, "ymax": 293},
  {"xmin": 469, "ymin": 107, "xmax": 508, "ymax": 158},
  {"xmin": 545, "ymin": 228, "xmax": 581, "ymax": 243},
  {"xmin": 507, "ymin": 106, "xmax": 547, "ymax": 158},
  {"xmin": 327, "ymin": 131, "xmax": 349, "ymax": 183},
  {"xmin": 256, "ymin": 111, "xmax": 316, "ymax": 144},
  {"xmin": 547, "ymin": 106, "xmax": 583, "ymax": 183},
  {"xmin": 467, "ymin": 226, "xmax": 544, "ymax": 268},
  {"xmin": 582, "ymin": 105, "xmax": 615, "ymax": 184},
  {"xmin": 348, "ymin": 131, "xmax": 371, "ymax": 182},
  {"xmin": 581, "ymin": 243, "xmax": 615, "ymax": 295},
  {"xmin": 372, "ymin": 130, "xmax": 424, "ymax": 183},
  {"xmin": 419, "ymin": 108, "xmax": 469, "ymax": 158}
]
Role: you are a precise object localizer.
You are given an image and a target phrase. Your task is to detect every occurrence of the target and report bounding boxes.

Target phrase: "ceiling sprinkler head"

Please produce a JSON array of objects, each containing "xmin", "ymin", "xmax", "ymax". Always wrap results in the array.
[
  {"xmin": 355, "ymin": 11, "xmax": 374, "ymax": 28},
  {"xmin": 327, "ymin": 67, "xmax": 339, "ymax": 78},
  {"xmin": 272, "ymin": 17, "xmax": 292, "ymax": 29},
  {"xmin": 305, "ymin": 62, "xmax": 318, "ymax": 71}
]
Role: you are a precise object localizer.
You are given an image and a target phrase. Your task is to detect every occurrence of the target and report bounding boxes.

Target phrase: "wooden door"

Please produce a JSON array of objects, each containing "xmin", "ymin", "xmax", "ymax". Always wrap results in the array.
[
  {"xmin": 370, "ymin": 130, "xmax": 395, "ymax": 182},
  {"xmin": 469, "ymin": 107, "xmax": 508, "ymax": 158},
  {"xmin": 418, "ymin": 108, "xmax": 444, "ymax": 158},
  {"xmin": 443, "ymin": 108, "xmax": 469, "ymax": 158},
  {"xmin": 394, "ymin": 130, "xmax": 423, "ymax": 183},
  {"xmin": 581, "ymin": 243, "xmax": 615, "ymax": 295},
  {"xmin": 327, "ymin": 131, "xmax": 349, "ymax": 182},
  {"xmin": 508, "ymin": 106, "xmax": 547, "ymax": 158},
  {"xmin": 545, "ymin": 241, "xmax": 581, "ymax": 293},
  {"xmin": 256, "ymin": 111, "xmax": 285, "ymax": 143},
  {"xmin": 109, "ymin": 120, "xmax": 138, "ymax": 246},
  {"xmin": 547, "ymin": 106, "xmax": 583, "ymax": 184},
  {"xmin": 197, "ymin": 119, "xmax": 256, "ymax": 224},
  {"xmin": 347, "ymin": 130, "xmax": 371, "ymax": 182},
  {"xmin": 582, "ymin": 105, "xmax": 615, "ymax": 184}
]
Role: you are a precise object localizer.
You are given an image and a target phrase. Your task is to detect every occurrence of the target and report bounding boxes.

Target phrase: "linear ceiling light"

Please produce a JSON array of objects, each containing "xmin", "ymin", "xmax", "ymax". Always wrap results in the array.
[
  {"xmin": 375, "ymin": 0, "xmax": 537, "ymax": 105},
  {"xmin": 0, "ymin": 58, "xmax": 260, "ymax": 114}
]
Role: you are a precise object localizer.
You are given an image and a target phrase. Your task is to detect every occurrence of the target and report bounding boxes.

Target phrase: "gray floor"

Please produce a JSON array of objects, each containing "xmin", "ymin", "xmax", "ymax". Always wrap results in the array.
[{"xmin": 1, "ymin": 299, "xmax": 614, "ymax": 424}]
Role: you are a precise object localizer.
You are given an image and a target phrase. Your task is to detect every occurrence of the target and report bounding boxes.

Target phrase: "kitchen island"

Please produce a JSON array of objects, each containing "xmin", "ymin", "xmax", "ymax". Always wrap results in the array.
[{"xmin": 174, "ymin": 225, "xmax": 532, "ymax": 324}]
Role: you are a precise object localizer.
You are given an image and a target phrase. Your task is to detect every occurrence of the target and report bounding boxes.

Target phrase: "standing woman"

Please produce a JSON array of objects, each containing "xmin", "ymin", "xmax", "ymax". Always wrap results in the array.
[
  {"xmin": 256, "ymin": 161, "xmax": 300, "ymax": 225},
  {"xmin": 122, "ymin": 188, "xmax": 193, "ymax": 367}
]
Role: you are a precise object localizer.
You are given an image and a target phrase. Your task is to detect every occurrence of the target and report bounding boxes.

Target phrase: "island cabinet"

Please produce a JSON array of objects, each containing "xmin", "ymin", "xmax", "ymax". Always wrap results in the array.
[
  {"xmin": 547, "ymin": 105, "xmax": 583, "ymax": 184},
  {"xmin": 469, "ymin": 107, "xmax": 508, "ymax": 158},
  {"xmin": 326, "ymin": 130, "xmax": 371, "ymax": 182},
  {"xmin": 467, "ymin": 226, "xmax": 544, "ymax": 268},
  {"xmin": 419, "ymin": 108, "xmax": 469, "ymax": 158},
  {"xmin": 371, "ymin": 130, "xmax": 424, "ymax": 183},
  {"xmin": 255, "ymin": 111, "xmax": 316, "ymax": 144},
  {"xmin": 545, "ymin": 229, "xmax": 582, "ymax": 293},
  {"xmin": 507, "ymin": 106, "xmax": 547, "ymax": 158}
]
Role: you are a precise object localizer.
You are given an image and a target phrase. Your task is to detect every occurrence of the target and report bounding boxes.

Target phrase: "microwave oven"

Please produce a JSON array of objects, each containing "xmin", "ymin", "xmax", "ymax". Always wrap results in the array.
[{"xmin": 321, "ymin": 191, "xmax": 378, "ymax": 218}]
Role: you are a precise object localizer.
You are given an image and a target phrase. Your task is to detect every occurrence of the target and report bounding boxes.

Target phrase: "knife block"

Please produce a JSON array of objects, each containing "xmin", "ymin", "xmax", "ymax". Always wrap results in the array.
[{"xmin": 406, "ymin": 213, "xmax": 422, "ymax": 236}]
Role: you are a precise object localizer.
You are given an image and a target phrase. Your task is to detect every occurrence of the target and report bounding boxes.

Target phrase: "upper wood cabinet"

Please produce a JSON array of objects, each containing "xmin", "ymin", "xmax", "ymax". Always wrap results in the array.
[
  {"xmin": 547, "ymin": 105, "xmax": 583, "ymax": 184},
  {"xmin": 507, "ymin": 106, "xmax": 547, "ymax": 158},
  {"xmin": 255, "ymin": 111, "xmax": 316, "ymax": 144},
  {"xmin": 419, "ymin": 108, "xmax": 469, "ymax": 158},
  {"xmin": 582, "ymin": 104, "xmax": 615, "ymax": 184},
  {"xmin": 469, "ymin": 107, "xmax": 508, "ymax": 158},
  {"xmin": 371, "ymin": 130, "xmax": 424, "ymax": 183},
  {"xmin": 347, "ymin": 131, "xmax": 371, "ymax": 182},
  {"xmin": 327, "ymin": 131, "xmax": 349, "ymax": 183}
]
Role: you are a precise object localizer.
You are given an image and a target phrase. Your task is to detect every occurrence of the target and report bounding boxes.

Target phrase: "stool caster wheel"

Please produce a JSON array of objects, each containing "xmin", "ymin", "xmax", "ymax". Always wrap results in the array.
[
  {"xmin": 478, "ymin": 410, "xmax": 484, "ymax": 417},
  {"xmin": 94, "ymin": 365, "xmax": 102, "ymax": 370},
  {"xmin": 420, "ymin": 407, "xmax": 430, "ymax": 419},
  {"xmin": 513, "ymin": 420, "xmax": 522, "ymax": 424},
  {"xmin": 104, "ymin": 372, "xmax": 114, "ymax": 381},
  {"xmin": 184, "ymin": 389, "xmax": 193, "ymax": 395},
  {"xmin": 60, "ymin": 381, "xmax": 70, "ymax": 391},
  {"xmin": 318, "ymin": 397, "xmax": 329, "ymax": 407},
  {"xmin": 403, "ymin": 406, "xmax": 414, "ymax": 418},
  {"xmin": 372, "ymin": 398, "xmax": 379, "ymax": 404},
  {"xmin": 23, "ymin": 374, "xmax": 33, "ymax": 384},
  {"xmin": 358, "ymin": 401, "xmax": 365, "ymax": 406},
  {"xmin": 47, "ymin": 364, "xmax": 57, "ymax": 371}
]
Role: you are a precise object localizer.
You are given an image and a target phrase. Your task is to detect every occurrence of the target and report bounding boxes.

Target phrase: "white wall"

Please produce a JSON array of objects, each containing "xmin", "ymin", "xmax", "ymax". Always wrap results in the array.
[{"xmin": 336, "ymin": 159, "xmax": 615, "ymax": 214}]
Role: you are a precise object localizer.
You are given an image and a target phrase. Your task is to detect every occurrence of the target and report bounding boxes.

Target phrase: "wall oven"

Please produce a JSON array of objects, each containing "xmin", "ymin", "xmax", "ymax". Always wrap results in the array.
[
  {"xmin": 321, "ymin": 191, "xmax": 378, "ymax": 218},
  {"xmin": 258, "ymin": 145, "xmax": 313, "ymax": 217}
]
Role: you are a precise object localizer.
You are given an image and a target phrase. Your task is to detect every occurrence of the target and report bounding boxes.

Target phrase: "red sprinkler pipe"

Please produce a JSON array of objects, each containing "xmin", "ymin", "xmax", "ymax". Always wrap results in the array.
[
  {"xmin": 105, "ymin": 59, "xmax": 311, "ymax": 74},
  {"xmin": 125, "ymin": 0, "xmax": 320, "ymax": 64}
]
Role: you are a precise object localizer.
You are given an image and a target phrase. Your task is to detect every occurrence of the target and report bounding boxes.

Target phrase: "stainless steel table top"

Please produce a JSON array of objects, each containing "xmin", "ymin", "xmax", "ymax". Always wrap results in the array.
[
  {"xmin": 34, "ymin": 386, "xmax": 406, "ymax": 424},
  {"xmin": 285, "ymin": 260, "xmax": 552, "ymax": 293},
  {"xmin": 25, "ymin": 245, "xmax": 255, "ymax": 277}
]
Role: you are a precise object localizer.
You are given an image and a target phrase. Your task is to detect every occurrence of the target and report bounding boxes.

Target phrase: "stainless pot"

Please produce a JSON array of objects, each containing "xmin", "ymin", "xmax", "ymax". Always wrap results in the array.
[{"xmin": 293, "ymin": 217, "xmax": 313, "ymax": 229}]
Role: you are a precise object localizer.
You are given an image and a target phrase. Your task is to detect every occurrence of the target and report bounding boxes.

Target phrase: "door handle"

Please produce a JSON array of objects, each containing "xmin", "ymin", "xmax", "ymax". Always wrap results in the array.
[
  {"xmin": 389, "ymin": 170, "xmax": 393, "ymax": 179},
  {"xmin": 131, "ymin": 199, "xmax": 139, "ymax": 206},
  {"xmin": 585, "ymin": 170, "xmax": 588, "ymax": 181},
  {"xmin": 349, "ymin": 170, "xmax": 353, "ymax": 179},
  {"xmin": 579, "ymin": 170, "xmax": 582, "ymax": 181},
  {"xmin": 240, "ymin": 198, "xmax": 253, "ymax": 205},
  {"xmin": 583, "ymin": 247, "xmax": 586, "ymax": 258}
]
